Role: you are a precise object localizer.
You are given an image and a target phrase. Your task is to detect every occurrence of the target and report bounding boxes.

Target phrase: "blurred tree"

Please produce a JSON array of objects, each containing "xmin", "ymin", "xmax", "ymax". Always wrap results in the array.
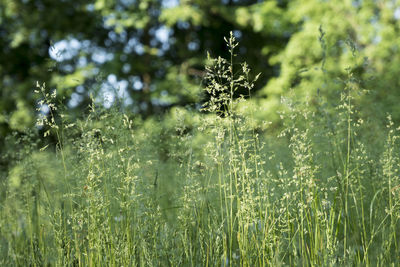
[
  {"xmin": 0, "ymin": 0, "xmax": 290, "ymax": 142},
  {"xmin": 2, "ymin": 0, "xmax": 399, "ymax": 148},
  {"xmin": 255, "ymin": 0, "xmax": 400, "ymax": 123}
]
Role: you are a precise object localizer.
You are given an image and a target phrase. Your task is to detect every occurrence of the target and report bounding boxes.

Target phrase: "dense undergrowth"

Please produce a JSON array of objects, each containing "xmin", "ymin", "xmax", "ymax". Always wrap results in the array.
[{"xmin": 1, "ymin": 32, "xmax": 400, "ymax": 266}]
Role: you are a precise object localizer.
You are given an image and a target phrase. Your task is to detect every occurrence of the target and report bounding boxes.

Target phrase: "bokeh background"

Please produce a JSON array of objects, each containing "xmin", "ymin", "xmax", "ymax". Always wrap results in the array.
[{"xmin": 1, "ymin": 0, "xmax": 400, "ymax": 149}]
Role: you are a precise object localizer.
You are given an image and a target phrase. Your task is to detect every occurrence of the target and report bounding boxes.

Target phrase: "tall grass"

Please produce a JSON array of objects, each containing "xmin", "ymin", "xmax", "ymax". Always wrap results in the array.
[{"xmin": 1, "ymin": 32, "xmax": 400, "ymax": 266}]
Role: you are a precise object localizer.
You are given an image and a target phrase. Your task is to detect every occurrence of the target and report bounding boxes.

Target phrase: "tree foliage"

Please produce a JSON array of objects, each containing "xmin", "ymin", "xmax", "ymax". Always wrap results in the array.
[
  {"xmin": 0, "ymin": 0, "xmax": 399, "ymax": 139},
  {"xmin": 0, "ymin": 0, "xmax": 287, "ymax": 136}
]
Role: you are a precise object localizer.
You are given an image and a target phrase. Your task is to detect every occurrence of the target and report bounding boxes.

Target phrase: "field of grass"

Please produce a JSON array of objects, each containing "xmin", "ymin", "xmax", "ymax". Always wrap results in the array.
[{"xmin": 1, "ymin": 33, "xmax": 400, "ymax": 266}]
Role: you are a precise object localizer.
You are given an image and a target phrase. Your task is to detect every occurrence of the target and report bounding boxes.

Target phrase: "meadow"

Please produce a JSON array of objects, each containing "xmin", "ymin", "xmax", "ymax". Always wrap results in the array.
[{"xmin": 1, "ymin": 33, "xmax": 400, "ymax": 266}]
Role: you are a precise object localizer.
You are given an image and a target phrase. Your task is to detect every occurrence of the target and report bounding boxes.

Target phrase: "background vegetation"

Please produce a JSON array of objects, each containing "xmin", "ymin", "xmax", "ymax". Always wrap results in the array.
[{"xmin": 1, "ymin": 0, "xmax": 400, "ymax": 266}]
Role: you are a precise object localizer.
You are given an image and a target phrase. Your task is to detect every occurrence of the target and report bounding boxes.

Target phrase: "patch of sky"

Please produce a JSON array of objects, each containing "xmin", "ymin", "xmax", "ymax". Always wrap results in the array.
[
  {"xmin": 135, "ymin": 44, "xmax": 145, "ymax": 55},
  {"xmin": 36, "ymin": 103, "xmax": 49, "ymax": 130},
  {"xmin": 121, "ymin": 0, "xmax": 136, "ymax": 5},
  {"xmin": 77, "ymin": 57, "xmax": 87, "ymax": 68},
  {"xmin": 68, "ymin": 92, "xmax": 84, "ymax": 108},
  {"xmin": 108, "ymin": 30, "xmax": 128, "ymax": 42},
  {"xmin": 81, "ymin": 40, "xmax": 91, "ymax": 48},
  {"xmin": 372, "ymin": 35, "xmax": 381, "ymax": 45},
  {"xmin": 92, "ymin": 67, "xmax": 100, "ymax": 76},
  {"xmin": 108, "ymin": 74, "xmax": 118, "ymax": 84},
  {"xmin": 103, "ymin": 14, "xmax": 116, "ymax": 29},
  {"xmin": 96, "ymin": 74, "xmax": 133, "ymax": 108},
  {"xmin": 92, "ymin": 50, "xmax": 114, "ymax": 64},
  {"xmin": 49, "ymin": 38, "xmax": 81, "ymax": 62},
  {"xmin": 395, "ymin": 7, "xmax": 400, "ymax": 20},
  {"xmin": 68, "ymin": 86, "xmax": 85, "ymax": 108},
  {"xmin": 76, "ymin": 85, "xmax": 85, "ymax": 93},
  {"xmin": 188, "ymin": 41, "xmax": 199, "ymax": 51},
  {"xmin": 108, "ymin": 31, "xmax": 118, "ymax": 42},
  {"xmin": 133, "ymin": 80, "xmax": 143, "ymax": 90},
  {"xmin": 154, "ymin": 26, "xmax": 173, "ymax": 54},
  {"xmin": 151, "ymin": 98, "xmax": 167, "ymax": 106},
  {"xmin": 352, "ymin": 0, "xmax": 361, "ymax": 8},
  {"xmin": 123, "ymin": 63, "xmax": 131, "ymax": 73},
  {"xmin": 85, "ymin": 3, "xmax": 94, "ymax": 11},
  {"xmin": 370, "ymin": 18, "xmax": 382, "ymax": 45},
  {"xmin": 233, "ymin": 30, "xmax": 242, "ymax": 39},
  {"xmin": 120, "ymin": 30, "xmax": 128, "ymax": 42},
  {"xmin": 61, "ymin": 64, "xmax": 74, "ymax": 73},
  {"xmin": 39, "ymin": 104, "xmax": 50, "ymax": 114},
  {"xmin": 155, "ymin": 26, "xmax": 171, "ymax": 43},
  {"xmin": 162, "ymin": 0, "xmax": 179, "ymax": 8},
  {"xmin": 124, "ymin": 37, "xmax": 139, "ymax": 53},
  {"xmin": 177, "ymin": 21, "xmax": 190, "ymax": 29}
]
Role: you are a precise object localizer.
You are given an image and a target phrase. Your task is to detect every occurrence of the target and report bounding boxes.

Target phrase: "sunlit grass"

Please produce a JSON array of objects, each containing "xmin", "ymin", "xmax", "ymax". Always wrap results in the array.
[{"xmin": 1, "ymin": 32, "xmax": 400, "ymax": 266}]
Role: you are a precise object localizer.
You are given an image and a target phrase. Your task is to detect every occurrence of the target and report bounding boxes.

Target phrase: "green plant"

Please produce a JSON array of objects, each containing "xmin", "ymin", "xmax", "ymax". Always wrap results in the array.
[{"xmin": 2, "ymin": 31, "xmax": 400, "ymax": 266}]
